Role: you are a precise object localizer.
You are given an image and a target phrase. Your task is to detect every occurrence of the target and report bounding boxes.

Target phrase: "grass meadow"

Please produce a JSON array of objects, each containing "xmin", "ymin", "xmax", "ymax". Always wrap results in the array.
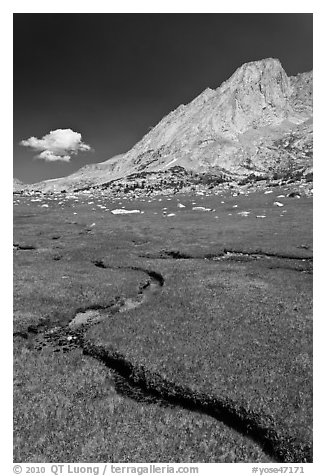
[{"xmin": 13, "ymin": 184, "xmax": 312, "ymax": 463}]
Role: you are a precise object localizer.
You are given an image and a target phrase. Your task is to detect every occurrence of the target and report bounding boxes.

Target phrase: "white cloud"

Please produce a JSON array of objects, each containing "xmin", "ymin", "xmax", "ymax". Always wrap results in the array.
[{"xmin": 20, "ymin": 128, "xmax": 91, "ymax": 162}]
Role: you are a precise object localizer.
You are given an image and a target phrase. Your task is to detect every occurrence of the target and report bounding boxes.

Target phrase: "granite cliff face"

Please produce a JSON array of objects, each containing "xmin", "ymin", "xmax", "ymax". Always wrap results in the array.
[{"xmin": 31, "ymin": 58, "xmax": 313, "ymax": 192}]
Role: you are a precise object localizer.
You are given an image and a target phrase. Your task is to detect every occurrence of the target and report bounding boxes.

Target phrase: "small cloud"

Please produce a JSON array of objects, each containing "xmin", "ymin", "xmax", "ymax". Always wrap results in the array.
[
  {"xmin": 20, "ymin": 128, "xmax": 91, "ymax": 162},
  {"xmin": 38, "ymin": 151, "xmax": 71, "ymax": 162}
]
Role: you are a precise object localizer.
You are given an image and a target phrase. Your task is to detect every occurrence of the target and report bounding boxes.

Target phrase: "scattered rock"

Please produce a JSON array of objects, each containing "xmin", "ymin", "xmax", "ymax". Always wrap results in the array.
[
  {"xmin": 238, "ymin": 211, "xmax": 251, "ymax": 217},
  {"xmin": 111, "ymin": 209, "xmax": 141, "ymax": 215},
  {"xmin": 288, "ymin": 192, "xmax": 301, "ymax": 198},
  {"xmin": 192, "ymin": 206, "xmax": 212, "ymax": 211}
]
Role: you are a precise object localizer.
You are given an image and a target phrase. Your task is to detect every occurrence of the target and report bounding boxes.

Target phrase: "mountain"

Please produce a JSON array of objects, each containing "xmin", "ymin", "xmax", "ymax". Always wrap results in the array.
[
  {"xmin": 31, "ymin": 58, "xmax": 313, "ymax": 192},
  {"xmin": 13, "ymin": 178, "xmax": 29, "ymax": 192}
]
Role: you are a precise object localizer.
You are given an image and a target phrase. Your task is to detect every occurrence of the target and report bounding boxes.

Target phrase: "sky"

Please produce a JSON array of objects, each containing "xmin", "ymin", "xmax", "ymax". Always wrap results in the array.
[{"xmin": 13, "ymin": 13, "xmax": 313, "ymax": 184}]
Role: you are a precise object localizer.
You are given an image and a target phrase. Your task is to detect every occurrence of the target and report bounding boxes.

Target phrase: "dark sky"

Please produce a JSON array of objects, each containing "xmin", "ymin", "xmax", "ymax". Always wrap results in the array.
[{"xmin": 14, "ymin": 13, "xmax": 313, "ymax": 183}]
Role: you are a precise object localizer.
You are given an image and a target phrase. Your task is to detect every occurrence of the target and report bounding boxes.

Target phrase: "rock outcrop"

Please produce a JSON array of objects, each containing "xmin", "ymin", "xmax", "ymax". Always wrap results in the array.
[{"xmin": 30, "ymin": 58, "xmax": 313, "ymax": 192}]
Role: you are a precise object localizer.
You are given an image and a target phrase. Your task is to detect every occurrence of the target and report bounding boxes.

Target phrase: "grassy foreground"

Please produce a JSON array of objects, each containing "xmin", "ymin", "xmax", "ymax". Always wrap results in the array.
[
  {"xmin": 14, "ymin": 341, "xmax": 273, "ymax": 463},
  {"xmin": 13, "ymin": 186, "xmax": 312, "ymax": 462}
]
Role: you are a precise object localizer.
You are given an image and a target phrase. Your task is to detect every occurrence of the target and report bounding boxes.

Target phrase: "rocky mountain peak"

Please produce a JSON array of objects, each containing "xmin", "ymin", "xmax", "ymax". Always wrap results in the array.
[
  {"xmin": 214, "ymin": 58, "xmax": 293, "ymax": 136},
  {"xmin": 28, "ymin": 58, "xmax": 313, "ymax": 193},
  {"xmin": 226, "ymin": 57, "xmax": 287, "ymax": 84}
]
